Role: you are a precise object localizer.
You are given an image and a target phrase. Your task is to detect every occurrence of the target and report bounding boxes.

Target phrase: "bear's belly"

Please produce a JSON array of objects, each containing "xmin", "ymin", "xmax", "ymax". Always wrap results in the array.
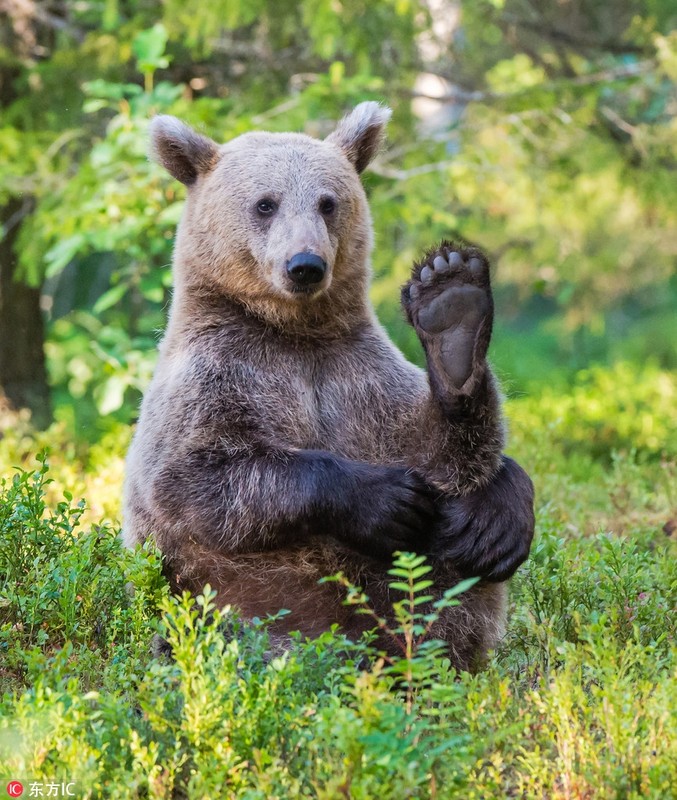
[{"xmin": 164, "ymin": 542, "xmax": 365, "ymax": 639}]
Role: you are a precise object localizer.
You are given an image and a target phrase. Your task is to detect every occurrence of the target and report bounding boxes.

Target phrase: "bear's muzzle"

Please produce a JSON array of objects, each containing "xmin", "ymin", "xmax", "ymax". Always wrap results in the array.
[{"xmin": 286, "ymin": 253, "xmax": 327, "ymax": 287}]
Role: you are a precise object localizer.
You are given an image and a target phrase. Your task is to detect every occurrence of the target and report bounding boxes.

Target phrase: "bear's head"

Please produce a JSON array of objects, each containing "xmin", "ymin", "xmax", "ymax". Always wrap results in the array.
[{"xmin": 150, "ymin": 102, "xmax": 392, "ymax": 332}]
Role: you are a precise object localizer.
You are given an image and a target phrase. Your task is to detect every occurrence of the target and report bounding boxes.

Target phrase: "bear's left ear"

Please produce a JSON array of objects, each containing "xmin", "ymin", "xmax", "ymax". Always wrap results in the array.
[
  {"xmin": 326, "ymin": 102, "xmax": 392, "ymax": 174},
  {"xmin": 149, "ymin": 115, "xmax": 219, "ymax": 185}
]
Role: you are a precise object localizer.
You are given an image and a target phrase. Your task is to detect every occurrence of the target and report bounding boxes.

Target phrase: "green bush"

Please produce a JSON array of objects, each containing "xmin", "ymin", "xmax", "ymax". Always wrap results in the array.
[
  {"xmin": 0, "ymin": 439, "xmax": 675, "ymax": 797},
  {"xmin": 507, "ymin": 362, "xmax": 677, "ymax": 461},
  {"xmin": 0, "ymin": 455, "xmax": 166, "ymax": 696}
]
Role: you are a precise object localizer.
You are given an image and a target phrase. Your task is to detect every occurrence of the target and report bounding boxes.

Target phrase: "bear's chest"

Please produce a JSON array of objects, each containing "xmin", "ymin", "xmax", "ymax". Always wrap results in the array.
[
  {"xmin": 281, "ymin": 371, "xmax": 324, "ymax": 447},
  {"xmin": 220, "ymin": 332, "xmax": 424, "ymax": 458},
  {"xmin": 226, "ymin": 357, "xmax": 323, "ymax": 449}
]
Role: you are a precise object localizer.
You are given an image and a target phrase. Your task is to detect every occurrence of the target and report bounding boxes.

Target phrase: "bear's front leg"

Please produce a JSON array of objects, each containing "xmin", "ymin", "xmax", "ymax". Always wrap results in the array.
[
  {"xmin": 401, "ymin": 242, "xmax": 504, "ymax": 489},
  {"xmin": 401, "ymin": 241, "xmax": 534, "ymax": 582}
]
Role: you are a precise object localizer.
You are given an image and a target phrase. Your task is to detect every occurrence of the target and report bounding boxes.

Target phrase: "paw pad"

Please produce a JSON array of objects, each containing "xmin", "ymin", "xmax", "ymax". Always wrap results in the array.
[{"xmin": 403, "ymin": 244, "xmax": 493, "ymax": 391}]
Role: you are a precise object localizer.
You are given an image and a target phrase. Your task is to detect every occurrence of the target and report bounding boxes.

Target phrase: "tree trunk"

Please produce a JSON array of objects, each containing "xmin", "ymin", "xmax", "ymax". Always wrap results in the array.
[{"xmin": 0, "ymin": 198, "xmax": 52, "ymax": 429}]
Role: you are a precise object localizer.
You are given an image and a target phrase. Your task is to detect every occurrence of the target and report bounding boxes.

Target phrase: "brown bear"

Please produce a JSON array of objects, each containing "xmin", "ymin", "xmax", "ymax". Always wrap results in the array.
[{"xmin": 123, "ymin": 103, "xmax": 534, "ymax": 671}]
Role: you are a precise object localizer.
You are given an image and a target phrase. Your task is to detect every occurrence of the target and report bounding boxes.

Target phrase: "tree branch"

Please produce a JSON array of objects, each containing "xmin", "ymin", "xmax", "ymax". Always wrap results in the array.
[
  {"xmin": 500, "ymin": 12, "xmax": 647, "ymax": 56},
  {"xmin": 411, "ymin": 61, "xmax": 654, "ymax": 107}
]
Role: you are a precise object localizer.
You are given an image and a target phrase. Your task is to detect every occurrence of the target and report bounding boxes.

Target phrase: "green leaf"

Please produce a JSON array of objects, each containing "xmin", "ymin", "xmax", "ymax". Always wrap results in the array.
[
  {"xmin": 410, "ymin": 565, "xmax": 432, "ymax": 579},
  {"xmin": 387, "ymin": 568, "xmax": 412, "ymax": 578},
  {"xmin": 388, "ymin": 581, "xmax": 413, "ymax": 593},
  {"xmin": 412, "ymin": 594, "xmax": 434, "ymax": 606},
  {"xmin": 94, "ymin": 375, "xmax": 128, "ymax": 415},
  {"xmin": 92, "ymin": 283, "xmax": 128, "ymax": 314},
  {"xmin": 133, "ymin": 24, "xmax": 170, "ymax": 74},
  {"xmin": 45, "ymin": 235, "xmax": 86, "ymax": 277},
  {"xmin": 83, "ymin": 79, "xmax": 143, "ymax": 100},
  {"xmin": 442, "ymin": 577, "xmax": 481, "ymax": 600},
  {"xmin": 83, "ymin": 99, "xmax": 109, "ymax": 114}
]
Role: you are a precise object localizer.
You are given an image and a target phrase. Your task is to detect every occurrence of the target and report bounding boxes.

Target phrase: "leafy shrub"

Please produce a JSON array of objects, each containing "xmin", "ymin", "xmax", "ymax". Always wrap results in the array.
[
  {"xmin": 508, "ymin": 361, "xmax": 677, "ymax": 461},
  {"xmin": 0, "ymin": 455, "xmax": 165, "ymax": 694},
  {"xmin": 0, "ymin": 425, "xmax": 675, "ymax": 797}
]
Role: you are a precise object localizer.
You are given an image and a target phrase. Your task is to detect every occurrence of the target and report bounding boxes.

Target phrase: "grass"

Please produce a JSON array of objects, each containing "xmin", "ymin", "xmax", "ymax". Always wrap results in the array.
[{"xmin": 0, "ymin": 362, "xmax": 675, "ymax": 798}]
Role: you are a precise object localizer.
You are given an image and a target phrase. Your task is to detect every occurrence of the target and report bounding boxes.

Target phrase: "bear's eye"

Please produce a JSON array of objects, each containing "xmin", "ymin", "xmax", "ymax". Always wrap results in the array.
[
  {"xmin": 256, "ymin": 198, "xmax": 277, "ymax": 216},
  {"xmin": 319, "ymin": 196, "xmax": 337, "ymax": 216}
]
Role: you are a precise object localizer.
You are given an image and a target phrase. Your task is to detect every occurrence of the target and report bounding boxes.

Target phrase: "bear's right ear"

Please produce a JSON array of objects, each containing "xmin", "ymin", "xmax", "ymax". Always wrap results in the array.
[
  {"xmin": 149, "ymin": 115, "xmax": 219, "ymax": 186},
  {"xmin": 326, "ymin": 102, "xmax": 392, "ymax": 173}
]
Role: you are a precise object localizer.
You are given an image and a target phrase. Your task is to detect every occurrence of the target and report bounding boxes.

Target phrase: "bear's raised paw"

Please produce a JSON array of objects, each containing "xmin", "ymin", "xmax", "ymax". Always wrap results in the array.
[{"xmin": 402, "ymin": 243, "xmax": 494, "ymax": 392}]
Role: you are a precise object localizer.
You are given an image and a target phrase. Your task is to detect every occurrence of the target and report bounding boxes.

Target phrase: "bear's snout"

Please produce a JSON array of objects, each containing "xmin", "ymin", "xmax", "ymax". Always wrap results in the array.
[{"xmin": 286, "ymin": 253, "xmax": 327, "ymax": 288}]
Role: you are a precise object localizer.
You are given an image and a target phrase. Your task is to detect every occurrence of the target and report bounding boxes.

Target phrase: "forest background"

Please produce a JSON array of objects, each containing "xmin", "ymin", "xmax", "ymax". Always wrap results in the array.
[
  {"xmin": 1, "ymin": 0, "xmax": 676, "ymax": 435},
  {"xmin": 0, "ymin": 1, "xmax": 675, "ymax": 797}
]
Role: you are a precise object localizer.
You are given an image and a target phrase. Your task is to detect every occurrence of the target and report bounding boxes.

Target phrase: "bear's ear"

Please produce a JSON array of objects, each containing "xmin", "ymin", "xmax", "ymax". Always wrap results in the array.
[
  {"xmin": 326, "ymin": 102, "xmax": 392, "ymax": 174},
  {"xmin": 149, "ymin": 115, "xmax": 219, "ymax": 186}
]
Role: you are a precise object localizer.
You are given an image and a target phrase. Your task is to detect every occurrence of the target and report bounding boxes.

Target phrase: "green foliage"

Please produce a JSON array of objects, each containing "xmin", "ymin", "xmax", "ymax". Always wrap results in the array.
[
  {"xmin": 0, "ymin": 439, "xmax": 675, "ymax": 797},
  {"xmin": 510, "ymin": 523, "xmax": 677, "ymax": 664},
  {"xmin": 1, "ymin": 1, "xmax": 676, "ymax": 431},
  {"xmin": 161, "ymin": 0, "xmax": 421, "ymax": 68},
  {"xmin": 0, "ymin": 455, "xmax": 165, "ymax": 695},
  {"xmin": 509, "ymin": 361, "xmax": 677, "ymax": 461},
  {"xmin": 325, "ymin": 552, "xmax": 480, "ymax": 712}
]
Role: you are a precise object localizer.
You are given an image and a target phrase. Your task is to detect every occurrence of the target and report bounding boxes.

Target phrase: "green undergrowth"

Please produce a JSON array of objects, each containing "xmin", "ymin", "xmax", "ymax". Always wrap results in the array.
[{"xmin": 0, "ymin": 365, "xmax": 675, "ymax": 798}]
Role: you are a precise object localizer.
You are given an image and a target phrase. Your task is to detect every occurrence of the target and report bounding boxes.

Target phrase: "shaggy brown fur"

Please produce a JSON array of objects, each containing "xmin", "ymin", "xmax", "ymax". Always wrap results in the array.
[{"xmin": 123, "ymin": 103, "xmax": 534, "ymax": 671}]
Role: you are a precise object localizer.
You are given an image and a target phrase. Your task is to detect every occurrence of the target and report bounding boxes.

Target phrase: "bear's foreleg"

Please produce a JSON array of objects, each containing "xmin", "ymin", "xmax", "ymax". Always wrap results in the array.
[
  {"xmin": 401, "ymin": 242, "xmax": 534, "ymax": 582},
  {"xmin": 401, "ymin": 242, "xmax": 504, "ymax": 487},
  {"xmin": 150, "ymin": 447, "xmax": 437, "ymax": 559}
]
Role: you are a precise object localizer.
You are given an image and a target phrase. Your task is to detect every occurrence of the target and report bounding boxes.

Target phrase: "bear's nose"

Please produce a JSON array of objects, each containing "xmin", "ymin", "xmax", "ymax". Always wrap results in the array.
[{"xmin": 286, "ymin": 253, "xmax": 327, "ymax": 286}]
